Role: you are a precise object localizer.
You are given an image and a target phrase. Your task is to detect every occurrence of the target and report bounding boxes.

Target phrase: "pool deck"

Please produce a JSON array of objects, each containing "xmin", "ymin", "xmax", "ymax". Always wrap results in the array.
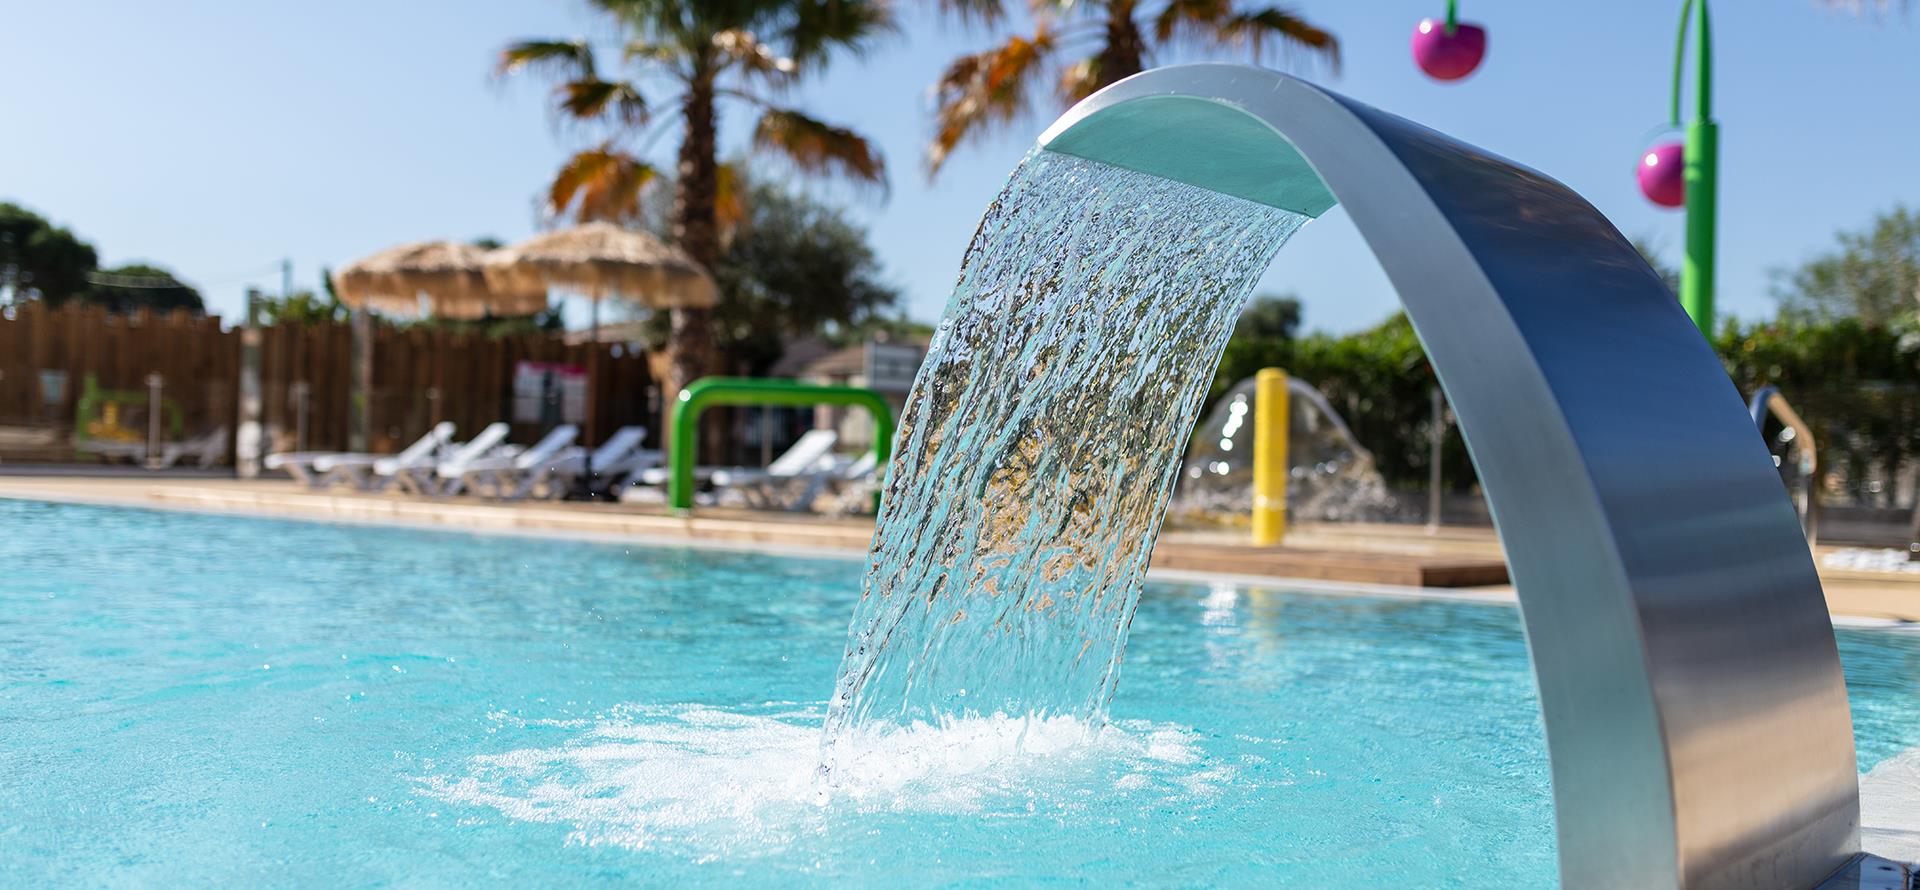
[{"xmin": 5, "ymin": 474, "xmax": 1919, "ymax": 623}]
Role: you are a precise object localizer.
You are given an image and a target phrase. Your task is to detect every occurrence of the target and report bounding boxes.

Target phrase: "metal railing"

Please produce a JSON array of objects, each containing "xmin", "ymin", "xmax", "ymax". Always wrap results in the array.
[
  {"xmin": 668, "ymin": 377, "xmax": 894, "ymax": 514},
  {"xmin": 1748, "ymin": 386, "xmax": 1818, "ymax": 544}
]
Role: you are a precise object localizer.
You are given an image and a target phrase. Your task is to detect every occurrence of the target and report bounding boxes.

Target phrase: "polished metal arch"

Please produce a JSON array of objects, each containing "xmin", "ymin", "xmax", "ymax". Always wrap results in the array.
[{"xmin": 1038, "ymin": 65, "xmax": 1860, "ymax": 889}]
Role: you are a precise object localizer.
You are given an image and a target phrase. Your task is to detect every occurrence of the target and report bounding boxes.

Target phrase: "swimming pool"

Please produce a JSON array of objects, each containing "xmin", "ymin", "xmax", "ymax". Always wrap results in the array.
[{"xmin": 4, "ymin": 499, "xmax": 1916, "ymax": 886}]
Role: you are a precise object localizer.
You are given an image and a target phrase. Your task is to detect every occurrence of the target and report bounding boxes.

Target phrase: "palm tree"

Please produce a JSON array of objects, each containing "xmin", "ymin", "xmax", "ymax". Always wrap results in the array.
[
  {"xmin": 926, "ymin": 0, "xmax": 1337, "ymax": 173},
  {"xmin": 499, "ymin": 0, "xmax": 892, "ymax": 392}
]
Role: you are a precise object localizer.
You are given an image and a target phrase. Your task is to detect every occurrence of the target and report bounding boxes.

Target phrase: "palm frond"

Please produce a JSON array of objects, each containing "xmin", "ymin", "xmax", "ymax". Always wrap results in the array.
[
  {"xmin": 927, "ymin": 28, "xmax": 1055, "ymax": 174},
  {"xmin": 784, "ymin": 0, "xmax": 899, "ymax": 69},
  {"xmin": 592, "ymin": 0, "xmax": 709, "ymax": 46},
  {"xmin": 497, "ymin": 39, "xmax": 597, "ymax": 79},
  {"xmin": 623, "ymin": 39, "xmax": 685, "ymax": 67},
  {"xmin": 713, "ymin": 29, "xmax": 799, "ymax": 83},
  {"xmin": 715, "ymin": 161, "xmax": 750, "ymax": 240},
  {"xmin": 1213, "ymin": 7, "xmax": 1339, "ymax": 70},
  {"xmin": 934, "ymin": 0, "xmax": 1012, "ymax": 27},
  {"xmin": 753, "ymin": 109, "xmax": 888, "ymax": 188},
  {"xmin": 1056, "ymin": 56, "xmax": 1106, "ymax": 103},
  {"xmin": 558, "ymin": 79, "xmax": 650, "ymax": 125},
  {"xmin": 1151, "ymin": 0, "xmax": 1233, "ymax": 43},
  {"xmin": 547, "ymin": 146, "xmax": 660, "ymax": 223}
]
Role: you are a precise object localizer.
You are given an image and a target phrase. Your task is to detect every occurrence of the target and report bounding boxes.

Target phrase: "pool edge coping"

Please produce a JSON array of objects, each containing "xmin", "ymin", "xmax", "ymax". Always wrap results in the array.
[{"xmin": 6, "ymin": 485, "xmax": 1915, "ymax": 635}]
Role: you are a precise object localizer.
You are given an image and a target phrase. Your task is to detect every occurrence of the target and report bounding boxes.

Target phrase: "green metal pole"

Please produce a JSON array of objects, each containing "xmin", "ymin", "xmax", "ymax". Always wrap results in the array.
[
  {"xmin": 668, "ymin": 376, "xmax": 896, "ymax": 514},
  {"xmin": 1685, "ymin": 121, "xmax": 1718, "ymax": 335},
  {"xmin": 1672, "ymin": 0, "xmax": 1717, "ymax": 334}
]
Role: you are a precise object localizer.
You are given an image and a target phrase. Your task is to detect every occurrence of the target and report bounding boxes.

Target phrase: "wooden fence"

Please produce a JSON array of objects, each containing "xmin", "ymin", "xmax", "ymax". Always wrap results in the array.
[{"xmin": 0, "ymin": 303, "xmax": 657, "ymax": 462}]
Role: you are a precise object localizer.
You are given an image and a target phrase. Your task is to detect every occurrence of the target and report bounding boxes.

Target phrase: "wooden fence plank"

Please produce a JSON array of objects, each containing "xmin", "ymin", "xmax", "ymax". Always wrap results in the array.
[{"xmin": 0, "ymin": 307, "xmax": 657, "ymax": 460}]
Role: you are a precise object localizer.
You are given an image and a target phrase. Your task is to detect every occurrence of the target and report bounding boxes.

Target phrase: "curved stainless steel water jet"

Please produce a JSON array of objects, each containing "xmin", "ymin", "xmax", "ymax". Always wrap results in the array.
[{"xmin": 1038, "ymin": 65, "xmax": 1860, "ymax": 889}]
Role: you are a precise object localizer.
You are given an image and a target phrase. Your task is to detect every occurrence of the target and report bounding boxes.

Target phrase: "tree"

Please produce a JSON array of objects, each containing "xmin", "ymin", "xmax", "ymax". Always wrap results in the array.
[
  {"xmin": 258, "ymin": 290, "xmax": 347, "ymax": 327},
  {"xmin": 0, "ymin": 202, "xmax": 98, "ymax": 305},
  {"xmin": 1631, "ymin": 235, "xmax": 1680, "ymax": 297},
  {"xmin": 925, "ymin": 0, "xmax": 1336, "ymax": 173},
  {"xmin": 832, "ymin": 312, "xmax": 936, "ymax": 347},
  {"xmin": 1775, "ymin": 206, "xmax": 1920, "ymax": 325},
  {"xmin": 1207, "ymin": 293, "xmax": 1302, "ymax": 407},
  {"xmin": 404, "ymin": 306, "xmax": 568, "ymax": 338},
  {"xmin": 639, "ymin": 176, "xmax": 901, "ymax": 374},
  {"xmin": 1234, "ymin": 293, "xmax": 1301, "ymax": 340},
  {"xmin": 83, "ymin": 263, "xmax": 204, "ymax": 313},
  {"xmin": 1715, "ymin": 316, "xmax": 1920, "ymax": 504},
  {"xmin": 497, "ymin": 0, "xmax": 892, "ymax": 392}
]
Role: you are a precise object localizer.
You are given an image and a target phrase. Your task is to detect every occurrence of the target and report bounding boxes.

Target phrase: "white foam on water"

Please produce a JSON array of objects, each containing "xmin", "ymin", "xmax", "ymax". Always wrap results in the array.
[
  {"xmin": 416, "ymin": 703, "xmax": 1225, "ymax": 858},
  {"xmin": 1861, "ymin": 747, "xmax": 1920, "ymax": 861}
]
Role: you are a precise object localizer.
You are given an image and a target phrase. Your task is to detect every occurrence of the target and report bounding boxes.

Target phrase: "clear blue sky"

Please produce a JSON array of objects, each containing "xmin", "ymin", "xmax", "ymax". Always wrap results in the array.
[{"xmin": 1, "ymin": 1, "xmax": 1913, "ymax": 334}]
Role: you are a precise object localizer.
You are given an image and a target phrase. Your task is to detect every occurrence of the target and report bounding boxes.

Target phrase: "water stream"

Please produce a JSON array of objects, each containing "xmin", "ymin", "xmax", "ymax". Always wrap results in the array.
[
  {"xmin": 820, "ymin": 150, "xmax": 1309, "ymax": 779},
  {"xmin": 1170, "ymin": 374, "xmax": 1402, "ymax": 526}
]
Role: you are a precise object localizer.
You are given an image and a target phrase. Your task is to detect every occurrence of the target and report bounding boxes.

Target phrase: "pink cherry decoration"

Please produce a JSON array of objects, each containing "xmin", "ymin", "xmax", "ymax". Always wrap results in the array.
[
  {"xmin": 1411, "ymin": 18, "xmax": 1487, "ymax": 82},
  {"xmin": 1638, "ymin": 141, "xmax": 1686, "ymax": 208}
]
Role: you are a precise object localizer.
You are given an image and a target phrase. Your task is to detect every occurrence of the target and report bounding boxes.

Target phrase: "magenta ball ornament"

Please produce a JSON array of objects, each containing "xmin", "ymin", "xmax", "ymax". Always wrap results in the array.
[
  {"xmin": 1411, "ymin": 18, "xmax": 1487, "ymax": 82},
  {"xmin": 1638, "ymin": 141, "xmax": 1686, "ymax": 209}
]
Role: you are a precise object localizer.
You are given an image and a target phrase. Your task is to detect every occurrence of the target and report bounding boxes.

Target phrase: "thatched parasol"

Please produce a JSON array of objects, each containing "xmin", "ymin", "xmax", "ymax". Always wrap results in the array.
[
  {"xmin": 333, "ymin": 240, "xmax": 548, "ymax": 320},
  {"xmin": 480, "ymin": 222, "xmax": 718, "ymax": 309},
  {"xmin": 483, "ymin": 223, "xmax": 719, "ymax": 478}
]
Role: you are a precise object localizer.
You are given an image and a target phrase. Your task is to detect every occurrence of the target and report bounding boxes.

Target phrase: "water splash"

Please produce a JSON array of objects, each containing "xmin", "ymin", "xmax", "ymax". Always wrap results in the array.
[
  {"xmin": 821, "ymin": 150, "xmax": 1307, "ymax": 776},
  {"xmin": 416, "ymin": 704, "xmax": 1217, "ymax": 859},
  {"xmin": 1860, "ymin": 746, "xmax": 1920, "ymax": 862},
  {"xmin": 1170, "ymin": 374, "xmax": 1403, "ymax": 526}
]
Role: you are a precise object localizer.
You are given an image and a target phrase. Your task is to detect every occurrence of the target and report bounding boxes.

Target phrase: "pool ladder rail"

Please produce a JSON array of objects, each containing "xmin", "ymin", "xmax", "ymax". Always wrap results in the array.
[{"xmin": 1748, "ymin": 386, "xmax": 1818, "ymax": 545}]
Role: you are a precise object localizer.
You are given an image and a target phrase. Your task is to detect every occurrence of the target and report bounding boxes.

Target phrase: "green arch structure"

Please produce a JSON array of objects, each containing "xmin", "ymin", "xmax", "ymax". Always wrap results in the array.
[{"xmin": 669, "ymin": 377, "xmax": 895, "ymax": 514}]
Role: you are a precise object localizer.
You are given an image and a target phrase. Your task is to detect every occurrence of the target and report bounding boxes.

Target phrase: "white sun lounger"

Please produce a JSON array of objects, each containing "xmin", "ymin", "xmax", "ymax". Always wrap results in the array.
[
  {"xmin": 827, "ymin": 451, "xmax": 886, "ymax": 514},
  {"xmin": 75, "ymin": 436, "xmax": 148, "ymax": 464},
  {"xmin": 78, "ymin": 426, "xmax": 231, "ymax": 469},
  {"xmin": 708, "ymin": 429, "xmax": 843, "ymax": 510},
  {"xmin": 441, "ymin": 424, "xmax": 579, "ymax": 499},
  {"xmin": 769, "ymin": 448, "xmax": 881, "ymax": 513},
  {"xmin": 162, "ymin": 426, "xmax": 230, "ymax": 469},
  {"xmin": 511, "ymin": 425, "xmax": 658, "ymax": 500},
  {"xmin": 386, "ymin": 422, "xmax": 510, "ymax": 495},
  {"xmin": 268, "ymin": 423, "xmax": 454, "ymax": 489},
  {"xmin": 627, "ymin": 428, "xmax": 840, "ymax": 508}
]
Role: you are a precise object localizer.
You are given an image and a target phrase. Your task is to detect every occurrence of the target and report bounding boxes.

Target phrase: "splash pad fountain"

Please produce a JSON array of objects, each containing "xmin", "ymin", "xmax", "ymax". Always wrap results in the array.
[
  {"xmin": 824, "ymin": 65, "xmax": 1888, "ymax": 888},
  {"xmin": 1170, "ymin": 372, "xmax": 1401, "ymax": 526}
]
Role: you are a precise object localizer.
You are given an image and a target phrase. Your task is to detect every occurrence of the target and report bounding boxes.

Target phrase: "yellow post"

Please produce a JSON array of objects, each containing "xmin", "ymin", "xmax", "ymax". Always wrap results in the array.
[{"xmin": 1252, "ymin": 368, "xmax": 1289, "ymax": 546}]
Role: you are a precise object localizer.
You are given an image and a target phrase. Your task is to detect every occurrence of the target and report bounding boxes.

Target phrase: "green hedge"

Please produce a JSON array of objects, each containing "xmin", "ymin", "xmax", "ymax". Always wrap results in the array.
[
  {"xmin": 1207, "ymin": 313, "xmax": 1920, "ymax": 498},
  {"xmin": 1716, "ymin": 317, "xmax": 1920, "ymax": 501}
]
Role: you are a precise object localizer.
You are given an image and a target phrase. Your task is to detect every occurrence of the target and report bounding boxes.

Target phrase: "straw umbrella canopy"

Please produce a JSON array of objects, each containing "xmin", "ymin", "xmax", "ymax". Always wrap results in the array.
[
  {"xmin": 329, "ymin": 240, "xmax": 549, "ymax": 454},
  {"xmin": 333, "ymin": 240, "xmax": 548, "ymax": 320},
  {"xmin": 480, "ymin": 222, "xmax": 718, "ymax": 309},
  {"xmin": 483, "ymin": 222, "xmax": 719, "ymax": 470}
]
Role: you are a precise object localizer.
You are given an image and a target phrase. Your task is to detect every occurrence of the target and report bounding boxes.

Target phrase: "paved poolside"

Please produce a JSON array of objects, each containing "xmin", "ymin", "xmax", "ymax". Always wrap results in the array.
[{"xmin": 3, "ymin": 474, "xmax": 1918, "ymax": 623}]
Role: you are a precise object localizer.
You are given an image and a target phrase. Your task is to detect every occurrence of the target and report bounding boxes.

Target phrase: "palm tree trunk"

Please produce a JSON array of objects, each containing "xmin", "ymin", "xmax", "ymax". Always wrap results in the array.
[
  {"xmin": 668, "ymin": 61, "xmax": 719, "ymax": 399},
  {"xmin": 669, "ymin": 60, "xmax": 723, "ymax": 460},
  {"xmin": 1097, "ymin": 4, "xmax": 1146, "ymax": 88}
]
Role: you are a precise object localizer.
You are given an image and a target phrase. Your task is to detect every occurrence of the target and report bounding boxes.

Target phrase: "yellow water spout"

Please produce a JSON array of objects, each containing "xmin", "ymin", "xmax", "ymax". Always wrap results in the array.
[{"xmin": 1252, "ymin": 368, "xmax": 1288, "ymax": 546}]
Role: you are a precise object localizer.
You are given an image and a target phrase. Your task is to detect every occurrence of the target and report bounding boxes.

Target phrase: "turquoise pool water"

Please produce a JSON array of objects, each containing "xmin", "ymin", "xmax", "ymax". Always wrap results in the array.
[{"xmin": 4, "ymin": 499, "xmax": 1918, "ymax": 886}]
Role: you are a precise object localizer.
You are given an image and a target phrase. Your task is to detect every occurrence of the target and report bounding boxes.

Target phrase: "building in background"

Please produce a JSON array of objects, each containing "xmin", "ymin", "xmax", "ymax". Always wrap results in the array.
[{"xmin": 799, "ymin": 337, "xmax": 926, "ymax": 452}]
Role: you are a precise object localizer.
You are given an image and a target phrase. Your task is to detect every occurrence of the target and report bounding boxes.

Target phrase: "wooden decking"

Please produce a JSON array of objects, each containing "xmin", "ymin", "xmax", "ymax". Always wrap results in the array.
[{"xmin": 1151, "ymin": 541, "xmax": 1507, "ymax": 588}]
